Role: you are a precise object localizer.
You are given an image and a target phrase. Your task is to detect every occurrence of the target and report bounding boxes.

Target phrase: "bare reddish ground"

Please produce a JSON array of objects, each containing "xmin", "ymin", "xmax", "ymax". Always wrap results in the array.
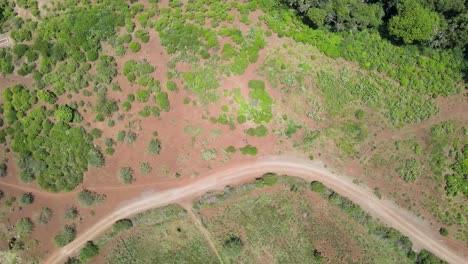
[{"xmin": 0, "ymin": 1, "xmax": 467, "ymax": 262}]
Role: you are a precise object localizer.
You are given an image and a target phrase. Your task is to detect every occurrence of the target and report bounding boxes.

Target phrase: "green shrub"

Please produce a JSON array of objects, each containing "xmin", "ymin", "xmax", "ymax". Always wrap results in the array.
[
  {"xmin": 439, "ymin": 227, "xmax": 448, "ymax": 237},
  {"xmin": 19, "ymin": 193, "xmax": 34, "ymax": 205},
  {"xmin": 119, "ymin": 167, "xmax": 135, "ymax": 184},
  {"xmin": 255, "ymin": 173, "xmax": 278, "ymax": 187},
  {"xmin": 39, "ymin": 207, "xmax": 53, "ymax": 224},
  {"xmin": 245, "ymin": 125, "xmax": 268, "ymax": 137},
  {"xmin": 65, "ymin": 207, "xmax": 79, "ymax": 220},
  {"xmin": 139, "ymin": 162, "xmax": 152, "ymax": 175},
  {"xmin": 166, "ymin": 81, "xmax": 178, "ymax": 92},
  {"xmin": 79, "ymin": 241, "xmax": 99, "ymax": 262},
  {"xmin": 16, "ymin": 218, "xmax": 34, "ymax": 236},
  {"xmin": 77, "ymin": 190, "xmax": 106, "ymax": 207},
  {"xmin": 396, "ymin": 158, "xmax": 420, "ymax": 183},
  {"xmin": 135, "ymin": 30, "xmax": 150, "ymax": 43},
  {"xmin": 136, "ymin": 89, "xmax": 150, "ymax": 103},
  {"xmin": 0, "ymin": 163, "xmax": 7, "ymax": 177},
  {"xmin": 54, "ymin": 225, "xmax": 77, "ymax": 247},
  {"xmin": 310, "ymin": 181, "xmax": 327, "ymax": 194},
  {"xmin": 148, "ymin": 139, "xmax": 161, "ymax": 154},
  {"xmin": 128, "ymin": 42, "xmax": 141, "ymax": 52},
  {"xmin": 239, "ymin": 145, "xmax": 258, "ymax": 156},
  {"xmin": 155, "ymin": 92, "xmax": 171, "ymax": 112},
  {"xmin": 225, "ymin": 146, "xmax": 236, "ymax": 153}
]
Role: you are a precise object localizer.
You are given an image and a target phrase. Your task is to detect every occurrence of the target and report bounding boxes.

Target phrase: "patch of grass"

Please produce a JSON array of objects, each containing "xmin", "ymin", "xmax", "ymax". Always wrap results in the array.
[
  {"xmin": 245, "ymin": 125, "xmax": 268, "ymax": 137},
  {"xmin": 239, "ymin": 145, "xmax": 258, "ymax": 156}
]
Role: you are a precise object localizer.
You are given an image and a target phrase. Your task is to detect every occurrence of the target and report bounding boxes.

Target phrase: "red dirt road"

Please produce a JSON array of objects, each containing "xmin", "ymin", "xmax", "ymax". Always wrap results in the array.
[{"xmin": 45, "ymin": 156, "xmax": 466, "ymax": 264}]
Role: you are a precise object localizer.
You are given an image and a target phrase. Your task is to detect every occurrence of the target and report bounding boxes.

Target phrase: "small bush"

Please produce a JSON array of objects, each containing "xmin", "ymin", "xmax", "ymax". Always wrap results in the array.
[
  {"xmin": 119, "ymin": 167, "xmax": 135, "ymax": 184},
  {"xmin": 77, "ymin": 190, "xmax": 106, "ymax": 207},
  {"xmin": 239, "ymin": 145, "xmax": 258, "ymax": 156},
  {"xmin": 135, "ymin": 30, "xmax": 150, "ymax": 43},
  {"xmin": 54, "ymin": 224, "xmax": 76, "ymax": 247},
  {"xmin": 148, "ymin": 139, "xmax": 161, "ymax": 154},
  {"xmin": 128, "ymin": 42, "xmax": 141, "ymax": 52},
  {"xmin": 19, "ymin": 193, "xmax": 34, "ymax": 205},
  {"xmin": 397, "ymin": 158, "xmax": 420, "ymax": 183},
  {"xmin": 65, "ymin": 207, "xmax": 79, "ymax": 220},
  {"xmin": 16, "ymin": 218, "xmax": 33, "ymax": 236},
  {"xmin": 439, "ymin": 227, "xmax": 448, "ymax": 236},
  {"xmin": 0, "ymin": 163, "xmax": 7, "ymax": 177},
  {"xmin": 39, "ymin": 207, "xmax": 53, "ymax": 224},
  {"xmin": 256, "ymin": 173, "xmax": 278, "ymax": 188},
  {"xmin": 310, "ymin": 181, "xmax": 327, "ymax": 194},
  {"xmin": 139, "ymin": 162, "xmax": 152, "ymax": 175}
]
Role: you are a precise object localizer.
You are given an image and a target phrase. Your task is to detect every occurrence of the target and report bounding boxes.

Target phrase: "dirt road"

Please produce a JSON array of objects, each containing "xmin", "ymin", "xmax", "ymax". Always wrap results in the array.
[{"xmin": 44, "ymin": 156, "xmax": 466, "ymax": 264}]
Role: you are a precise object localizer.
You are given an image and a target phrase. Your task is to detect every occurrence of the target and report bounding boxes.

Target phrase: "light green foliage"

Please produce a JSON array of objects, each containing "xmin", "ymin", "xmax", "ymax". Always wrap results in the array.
[
  {"xmin": 284, "ymin": 119, "xmax": 301, "ymax": 138},
  {"xmin": 234, "ymin": 81, "xmax": 272, "ymax": 124},
  {"xmin": 396, "ymin": 158, "xmax": 420, "ymax": 183},
  {"xmin": 140, "ymin": 162, "xmax": 152, "ymax": 175},
  {"xmin": 95, "ymin": 56, "xmax": 117, "ymax": 84},
  {"xmin": 166, "ymin": 81, "xmax": 178, "ymax": 92},
  {"xmin": 119, "ymin": 167, "xmax": 135, "ymax": 184},
  {"xmin": 255, "ymin": 173, "xmax": 278, "ymax": 187},
  {"xmin": 202, "ymin": 148, "xmax": 217, "ymax": 160},
  {"xmin": 225, "ymin": 146, "xmax": 236, "ymax": 153},
  {"xmin": 128, "ymin": 41, "xmax": 141, "ymax": 52},
  {"xmin": 36, "ymin": 90, "xmax": 57, "ymax": 104},
  {"xmin": 155, "ymin": 92, "xmax": 171, "ymax": 112},
  {"xmin": 135, "ymin": 29, "xmax": 150, "ymax": 43},
  {"xmin": 16, "ymin": 218, "xmax": 34, "ymax": 236},
  {"xmin": 77, "ymin": 190, "xmax": 106, "ymax": 207},
  {"xmin": 245, "ymin": 125, "xmax": 268, "ymax": 137},
  {"xmin": 123, "ymin": 60, "xmax": 155, "ymax": 83},
  {"xmin": 445, "ymin": 144, "xmax": 467, "ymax": 197},
  {"xmin": 136, "ymin": 89, "xmax": 150, "ymax": 103},
  {"xmin": 54, "ymin": 105, "xmax": 74, "ymax": 123},
  {"xmin": 183, "ymin": 66, "xmax": 220, "ymax": 104},
  {"xmin": 388, "ymin": 0, "xmax": 440, "ymax": 44},
  {"xmin": 54, "ymin": 225, "xmax": 77, "ymax": 247},
  {"xmin": 239, "ymin": 145, "xmax": 258, "ymax": 156},
  {"xmin": 79, "ymin": 241, "xmax": 99, "ymax": 262}
]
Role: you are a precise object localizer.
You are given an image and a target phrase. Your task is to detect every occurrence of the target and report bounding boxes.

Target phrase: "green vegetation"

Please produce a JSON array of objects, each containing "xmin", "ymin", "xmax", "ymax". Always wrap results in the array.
[
  {"xmin": 65, "ymin": 207, "xmax": 79, "ymax": 220},
  {"xmin": 77, "ymin": 190, "xmax": 106, "ymax": 207},
  {"xmin": 19, "ymin": 193, "xmax": 34, "ymax": 205},
  {"xmin": 55, "ymin": 225, "xmax": 77, "ymax": 247},
  {"xmin": 239, "ymin": 145, "xmax": 258, "ymax": 156},
  {"xmin": 201, "ymin": 148, "xmax": 217, "ymax": 161},
  {"xmin": 119, "ymin": 167, "xmax": 135, "ymax": 184},
  {"xmin": 79, "ymin": 241, "xmax": 99, "ymax": 262},
  {"xmin": 16, "ymin": 218, "xmax": 33, "ymax": 236},
  {"xmin": 148, "ymin": 139, "xmax": 162, "ymax": 154},
  {"xmin": 122, "ymin": 60, "xmax": 155, "ymax": 83},
  {"xmin": 245, "ymin": 125, "xmax": 268, "ymax": 137},
  {"xmin": 397, "ymin": 158, "xmax": 420, "ymax": 183},
  {"xmin": 140, "ymin": 162, "xmax": 152, "ymax": 175},
  {"xmin": 39, "ymin": 207, "xmax": 53, "ymax": 224}
]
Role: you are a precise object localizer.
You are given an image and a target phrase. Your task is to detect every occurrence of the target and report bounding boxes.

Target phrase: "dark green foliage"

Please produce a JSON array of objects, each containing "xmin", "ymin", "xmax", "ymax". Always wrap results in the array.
[
  {"xmin": 19, "ymin": 192, "xmax": 34, "ymax": 205},
  {"xmin": 239, "ymin": 145, "xmax": 258, "ymax": 156},
  {"xmin": 80, "ymin": 241, "xmax": 100, "ymax": 262},
  {"xmin": 93, "ymin": 92, "xmax": 119, "ymax": 121},
  {"xmin": 127, "ymin": 131, "xmax": 138, "ymax": 144},
  {"xmin": 39, "ymin": 207, "xmax": 53, "ymax": 224},
  {"xmin": 225, "ymin": 146, "xmax": 236, "ymax": 153},
  {"xmin": 136, "ymin": 89, "xmax": 150, "ymax": 103},
  {"xmin": 54, "ymin": 224, "xmax": 77, "ymax": 247},
  {"xmin": 16, "ymin": 218, "xmax": 34, "ymax": 236},
  {"xmin": 397, "ymin": 158, "xmax": 420, "ymax": 183},
  {"xmin": 3, "ymin": 99, "xmax": 102, "ymax": 191},
  {"xmin": 113, "ymin": 219, "xmax": 133, "ymax": 232},
  {"xmin": 444, "ymin": 144, "xmax": 467, "ymax": 197},
  {"xmin": 415, "ymin": 249, "xmax": 447, "ymax": 264},
  {"xmin": 65, "ymin": 207, "xmax": 79, "ymax": 220},
  {"xmin": 388, "ymin": 0, "xmax": 440, "ymax": 44},
  {"xmin": 0, "ymin": 190, "xmax": 3, "ymax": 199},
  {"xmin": 166, "ymin": 81, "xmax": 178, "ymax": 92},
  {"xmin": 119, "ymin": 167, "xmax": 135, "ymax": 184},
  {"xmin": 439, "ymin": 227, "xmax": 448, "ymax": 237},
  {"xmin": 77, "ymin": 189, "xmax": 106, "ymax": 207},
  {"xmin": 0, "ymin": 162, "xmax": 7, "ymax": 177},
  {"xmin": 117, "ymin": 130, "xmax": 126, "ymax": 142},
  {"xmin": 148, "ymin": 139, "xmax": 161, "ymax": 154},
  {"xmin": 355, "ymin": 109, "xmax": 364, "ymax": 119}
]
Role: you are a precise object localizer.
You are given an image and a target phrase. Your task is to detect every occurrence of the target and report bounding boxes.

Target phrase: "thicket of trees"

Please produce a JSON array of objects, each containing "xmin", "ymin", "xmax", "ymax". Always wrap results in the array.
[{"xmin": 282, "ymin": 0, "xmax": 467, "ymax": 49}]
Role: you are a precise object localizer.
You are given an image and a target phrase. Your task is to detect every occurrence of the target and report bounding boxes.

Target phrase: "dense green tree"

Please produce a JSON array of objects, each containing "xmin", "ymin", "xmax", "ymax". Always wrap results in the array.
[
  {"xmin": 388, "ymin": 0, "xmax": 440, "ymax": 44},
  {"xmin": 36, "ymin": 90, "xmax": 57, "ymax": 104},
  {"xmin": 96, "ymin": 55, "xmax": 117, "ymax": 84},
  {"xmin": 54, "ymin": 105, "xmax": 74, "ymax": 123}
]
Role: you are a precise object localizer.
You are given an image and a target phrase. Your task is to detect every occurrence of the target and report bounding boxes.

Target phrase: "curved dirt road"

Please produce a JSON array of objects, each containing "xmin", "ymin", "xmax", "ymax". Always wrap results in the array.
[{"xmin": 45, "ymin": 156, "xmax": 466, "ymax": 264}]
